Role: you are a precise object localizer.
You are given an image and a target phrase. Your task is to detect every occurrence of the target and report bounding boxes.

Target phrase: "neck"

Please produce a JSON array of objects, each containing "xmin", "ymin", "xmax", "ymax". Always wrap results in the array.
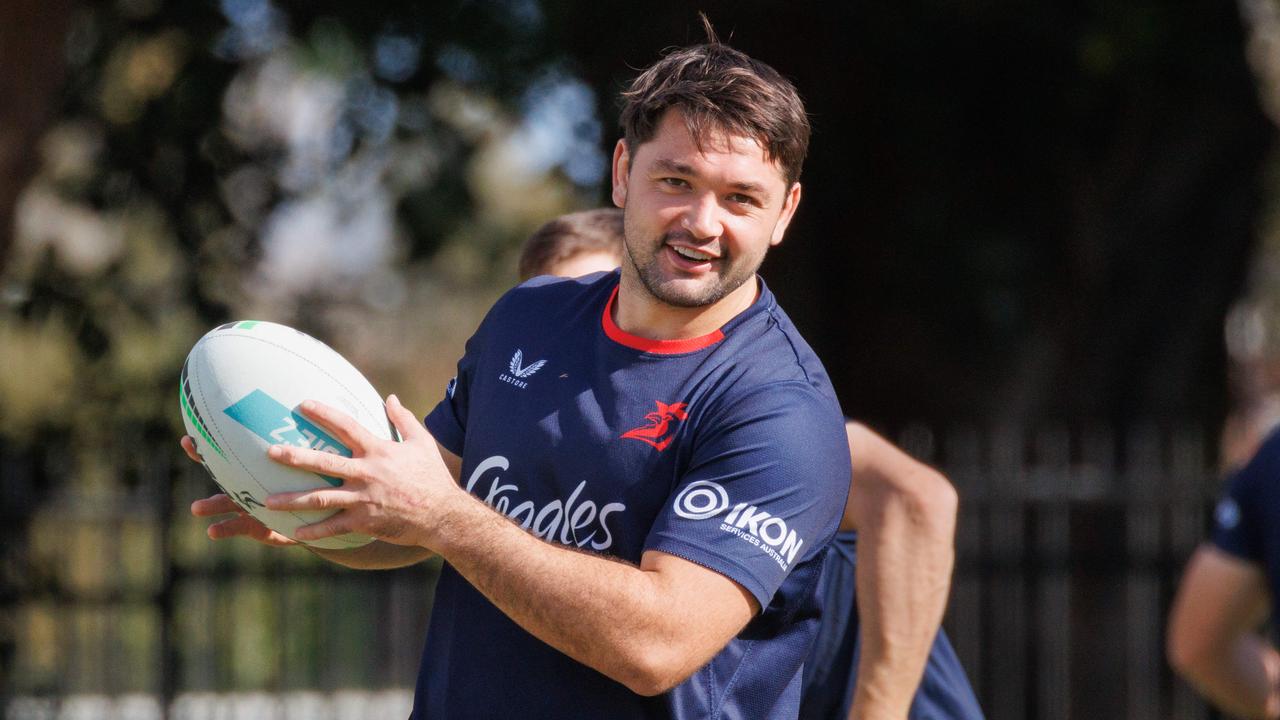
[{"xmin": 612, "ymin": 271, "xmax": 759, "ymax": 341}]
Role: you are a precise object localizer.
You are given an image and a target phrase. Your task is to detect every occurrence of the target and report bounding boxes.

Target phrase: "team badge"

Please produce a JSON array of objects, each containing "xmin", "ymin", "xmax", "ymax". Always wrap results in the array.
[{"xmin": 621, "ymin": 401, "xmax": 689, "ymax": 451}]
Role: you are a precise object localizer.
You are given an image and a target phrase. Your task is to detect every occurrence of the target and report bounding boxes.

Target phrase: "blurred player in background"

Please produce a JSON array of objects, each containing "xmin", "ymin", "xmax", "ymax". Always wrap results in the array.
[
  {"xmin": 521, "ymin": 208, "xmax": 983, "ymax": 720},
  {"xmin": 1167, "ymin": 295, "xmax": 1280, "ymax": 718},
  {"xmin": 517, "ymin": 208, "xmax": 625, "ymax": 282},
  {"xmin": 1168, "ymin": 428, "xmax": 1280, "ymax": 718}
]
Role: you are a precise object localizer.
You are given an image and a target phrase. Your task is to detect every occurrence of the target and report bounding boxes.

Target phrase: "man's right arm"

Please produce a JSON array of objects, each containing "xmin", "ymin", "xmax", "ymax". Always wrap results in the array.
[
  {"xmin": 184, "ymin": 435, "xmax": 462, "ymax": 570},
  {"xmin": 1167, "ymin": 545, "xmax": 1280, "ymax": 719}
]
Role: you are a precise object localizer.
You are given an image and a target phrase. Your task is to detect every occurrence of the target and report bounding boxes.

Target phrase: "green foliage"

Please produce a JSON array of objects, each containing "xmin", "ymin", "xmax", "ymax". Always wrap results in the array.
[{"xmin": 0, "ymin": 0, "xmax": 606, "ymax": 450}]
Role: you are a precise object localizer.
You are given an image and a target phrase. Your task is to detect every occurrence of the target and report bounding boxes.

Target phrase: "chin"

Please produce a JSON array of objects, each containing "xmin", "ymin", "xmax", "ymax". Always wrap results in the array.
[{"xmin": 649, "ymin": 279, "xmax": 728, "ymax": 308}]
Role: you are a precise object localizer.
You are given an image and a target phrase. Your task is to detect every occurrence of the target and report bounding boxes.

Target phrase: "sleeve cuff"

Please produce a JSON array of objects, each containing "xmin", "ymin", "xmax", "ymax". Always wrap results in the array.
[
  {"xmin": 646, "ymin": 534, "xmax": 775, "ymax": 610},
  {"xmin": 424, "ymin": 403, "xmax": 465, "ymax": 457}
]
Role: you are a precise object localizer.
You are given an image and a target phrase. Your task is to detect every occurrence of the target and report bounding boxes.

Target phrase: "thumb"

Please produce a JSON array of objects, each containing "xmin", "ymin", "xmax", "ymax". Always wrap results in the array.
[{"xmin": 385, "ymin": 394, "xmax": 427, "ymax": 442}]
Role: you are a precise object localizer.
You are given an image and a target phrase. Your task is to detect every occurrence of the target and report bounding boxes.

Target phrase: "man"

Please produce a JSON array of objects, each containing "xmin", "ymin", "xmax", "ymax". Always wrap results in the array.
[
  {"xmin": 190, "ymin": 33, "xmax": 851, "ymax": 718},
  {"xmin": 521, "ymin": 210, "xmax": 983, "ymax": 720},
  {"xmin": 1167, "ymin": 427, "xmax": 1280, "ymax": 718}
]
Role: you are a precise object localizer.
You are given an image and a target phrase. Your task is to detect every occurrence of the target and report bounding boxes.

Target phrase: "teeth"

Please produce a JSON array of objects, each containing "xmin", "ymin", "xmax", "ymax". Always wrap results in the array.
[{"xmin": 672, "ymin": 246, "xmax": 715, "ymax": 262}]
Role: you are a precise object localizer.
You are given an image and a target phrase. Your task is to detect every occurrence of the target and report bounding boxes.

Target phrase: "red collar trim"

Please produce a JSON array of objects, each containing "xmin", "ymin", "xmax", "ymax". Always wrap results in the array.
[{"xmin": 601, "ymin": 285, "xmax": 725, "ymax": 354}]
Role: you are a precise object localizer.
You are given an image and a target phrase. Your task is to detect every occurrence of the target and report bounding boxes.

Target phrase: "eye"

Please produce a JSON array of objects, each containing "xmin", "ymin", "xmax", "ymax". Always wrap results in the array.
[
  {"xmin": 728, "ymin": 193, "xmax": 759, "ymax": 207},
  {"xmin": 660, "ymin": 177, "xmax": 690, "ymax": 189}
]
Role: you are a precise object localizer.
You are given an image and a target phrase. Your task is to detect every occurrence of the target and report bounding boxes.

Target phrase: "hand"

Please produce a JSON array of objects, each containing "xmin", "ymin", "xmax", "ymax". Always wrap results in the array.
[
  {"xmin": 182, "ymin": 436, "xmax": 299, "ymax": 547},
  {"xmin": 180, "ymin": 435, "xmax": 203, "ymax": 463},
  {"xmin": 190, "ymin": 492, "xmax": 300, "ymax": 546},
  {"xmin": 263, "ymin": 394, "xmax": 464, "ymax": 549}
]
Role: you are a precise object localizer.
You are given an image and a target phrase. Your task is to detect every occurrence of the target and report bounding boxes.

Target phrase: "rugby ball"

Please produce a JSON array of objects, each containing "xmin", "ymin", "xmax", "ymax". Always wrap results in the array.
[{"xmin": 179, "ymin": 320, "xmax": 394, "ymax": 549}]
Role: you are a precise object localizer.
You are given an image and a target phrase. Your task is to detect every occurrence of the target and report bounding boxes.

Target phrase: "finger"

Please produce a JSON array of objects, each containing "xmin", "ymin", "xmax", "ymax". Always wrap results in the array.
[
  {"xmin": 191, "ymin": 494, "xmax": 242, "ymax": 517},
  {"xmin": 265, "ymin": 488, "xmax": 358, "ymax": 512},
  {"xmin": 268, "ymin": 443, "xmax": 358, "ymax": 479},
  {"xmin": 207, "ymin": 515, "xmax": 297, "ymax": 546},
  {"xmin": 386, "ymin": 394, "xmax": 428, "ymax": 442},
  {"xmin": 293, "ymin": 512, "xmax": 355, "ymax": 542},
  {"xmin": 180, "ymin": 436, "xmax": 205, "ymax": 463},
  {"xmin": 295, "ymin": 400, "xmax": 376, "ymax": 454}
]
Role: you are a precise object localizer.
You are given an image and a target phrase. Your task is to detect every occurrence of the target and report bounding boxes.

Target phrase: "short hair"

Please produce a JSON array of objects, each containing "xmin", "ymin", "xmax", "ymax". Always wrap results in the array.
[
  {"xmin": 619, "ymin": 19, "xmax": 810, "ymax": 186},
  {"xmin": 518, "ymin": 208, "xmax": 624, "ymax": 280}
]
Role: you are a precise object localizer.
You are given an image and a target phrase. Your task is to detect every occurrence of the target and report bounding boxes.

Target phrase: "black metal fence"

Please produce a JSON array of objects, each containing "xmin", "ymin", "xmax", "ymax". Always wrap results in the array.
[{"xmin": 0, "ymin": 425, "xmax": 1226, "ymax": 719}]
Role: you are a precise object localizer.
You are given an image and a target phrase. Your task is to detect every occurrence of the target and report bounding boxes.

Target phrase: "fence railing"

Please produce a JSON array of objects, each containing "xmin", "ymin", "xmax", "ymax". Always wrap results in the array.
[{"xmin": 0, "ymin": 425, "xmax": 1228, "ymax": 719}]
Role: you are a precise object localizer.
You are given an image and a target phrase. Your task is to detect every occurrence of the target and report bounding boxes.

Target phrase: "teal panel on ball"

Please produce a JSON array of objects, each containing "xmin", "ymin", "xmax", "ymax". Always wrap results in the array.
[{"xmin": 223, "ymin": 389, "xmax": 348, "ymax": 487}]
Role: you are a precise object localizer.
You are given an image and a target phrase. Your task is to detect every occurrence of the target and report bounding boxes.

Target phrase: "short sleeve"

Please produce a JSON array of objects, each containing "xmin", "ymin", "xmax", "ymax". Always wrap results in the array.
[
  {"xmin": 423, "ymin": 304, "xmax": 499, "ymax": 455},
  {"xmin": 644, "ymin": 382, "xmax": 851, "ymax": 608},
  {"xmin": 1211, "ymin": 435, "xmax": 1276, "ymax": 564}
]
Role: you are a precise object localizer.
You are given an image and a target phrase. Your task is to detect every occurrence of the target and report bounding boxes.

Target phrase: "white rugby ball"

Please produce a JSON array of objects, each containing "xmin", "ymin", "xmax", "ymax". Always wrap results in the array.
[{"xmin": 180, "ymin": 320, "xmax": 394, "ymax": 549}]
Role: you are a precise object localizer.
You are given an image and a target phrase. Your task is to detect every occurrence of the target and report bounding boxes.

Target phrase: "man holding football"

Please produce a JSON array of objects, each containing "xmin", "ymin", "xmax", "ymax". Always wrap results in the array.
[{"xmin": 185, "ymin": 26, "xmax": 940, "ymax": 720}]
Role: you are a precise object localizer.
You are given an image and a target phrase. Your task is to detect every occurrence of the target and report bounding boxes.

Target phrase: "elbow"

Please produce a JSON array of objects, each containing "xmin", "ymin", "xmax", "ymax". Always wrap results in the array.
[
  {"xmin": 615, "ymin": 644, "xmax": 690, "ymax": 697},
  {"xmin": 1165, "ymin": 614, "xmax": 1225, "ymax": 687},
  {"xmin": 903, "ymin": 468, "xmax": 958, "ymax": 541},
  {"xmin": 624, "ymin": 674, "xmax": 679, "ymax": 698},
  {"xmin": 1166, "ymin": 623, "xmax": 1212, "ymax": 682}
]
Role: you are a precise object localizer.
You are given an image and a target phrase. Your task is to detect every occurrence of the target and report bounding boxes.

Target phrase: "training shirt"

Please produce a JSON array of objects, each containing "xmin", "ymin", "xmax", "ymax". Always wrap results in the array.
[
  {"xmin": 1212, "ymin": 426, "xmax": 1280, "ymax": 623},
  {"xmin": 416, "ymin": 271, "xmax": 851, "ymax": 719}
]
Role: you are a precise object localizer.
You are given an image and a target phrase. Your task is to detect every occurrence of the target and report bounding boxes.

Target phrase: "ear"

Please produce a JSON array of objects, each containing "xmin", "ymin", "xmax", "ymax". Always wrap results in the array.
[
  {"xmin": 611, "ymin": 139, "xmax": 630, "ymax": 208},
  {"xmin": 770, "ymin": 182, "xmax": 802, "ymax": 246}
]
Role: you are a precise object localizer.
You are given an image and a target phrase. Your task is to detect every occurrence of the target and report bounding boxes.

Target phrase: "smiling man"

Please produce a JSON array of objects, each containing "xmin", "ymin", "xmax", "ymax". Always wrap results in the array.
[{"xmin": 190, "ymin": 28, "xmax": 850, "ymax": 720}]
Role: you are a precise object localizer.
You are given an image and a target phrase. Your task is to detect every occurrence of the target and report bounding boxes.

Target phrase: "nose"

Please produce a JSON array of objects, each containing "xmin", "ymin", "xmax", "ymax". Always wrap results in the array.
[{"xmin": 681, "ymin": 192, "xmax": 723, "ymax": 240}]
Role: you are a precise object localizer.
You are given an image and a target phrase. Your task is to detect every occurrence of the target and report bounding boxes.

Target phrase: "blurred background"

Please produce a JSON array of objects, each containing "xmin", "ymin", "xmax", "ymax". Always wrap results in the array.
[{"xmin": 1, "ymin": 1, "xmax": 1277, "ymax": 718}]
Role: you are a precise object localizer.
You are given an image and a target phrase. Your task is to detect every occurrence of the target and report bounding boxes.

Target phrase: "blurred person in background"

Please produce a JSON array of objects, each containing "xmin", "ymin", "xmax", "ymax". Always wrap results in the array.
[
  {"xmin": 521, "ymin": 208, "xmax": 982, "ymax": 720},
  {"xmin": 1167, "ymin": 300, "xmax": 1280, "ymax": 718},
  {"xmin": 517, "ymin": 208, "xmax": 626, "ymax": 282},
  {"xmin": 1167, "ymin": 426, "xmax": 1280, "ymax": 718}
]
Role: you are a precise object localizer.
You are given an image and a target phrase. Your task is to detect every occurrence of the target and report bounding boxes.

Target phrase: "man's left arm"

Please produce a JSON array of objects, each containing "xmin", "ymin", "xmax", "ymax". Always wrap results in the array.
[
  {"xmin": 261, "ymin": 394, "xmax": 770, "ymax": 695},
  {"xmin": 842, "ymin": 421, "xmax": 958, "ymax": 720}
]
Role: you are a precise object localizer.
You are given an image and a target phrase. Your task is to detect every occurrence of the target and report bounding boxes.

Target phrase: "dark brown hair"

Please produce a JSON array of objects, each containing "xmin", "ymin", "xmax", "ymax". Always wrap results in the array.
[
  {"xmin": 619, "ymin": 18, "xmax": 810, "ymax": 185},
  {"xmin": 518, "ymin": 208, "xmax": 624, "ymax": 280}
]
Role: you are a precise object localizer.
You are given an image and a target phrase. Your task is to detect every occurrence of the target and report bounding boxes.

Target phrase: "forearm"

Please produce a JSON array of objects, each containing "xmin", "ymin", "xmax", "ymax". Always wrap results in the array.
[
  {"xmin": 1178, "ymin": 634, "xmax": 1280, "ymax": 718},
  {"xmin": 841, "ymin": 423, "xmax": 958, "ymax": 720},
  {"xmin": 848, "ymin": 489, "xmax": 955, "ymax": 719},
  {"xmin": 432, "ymin": 492, "xmax": 725, "ymax": 695},
  {"xmin": 308, "ymin": 540, "xmax": 435, "ymax": 570},
  {"xmin": 1167, "ymin": 546, "xmax": 1279, "ymax": 718},
  {"xmin": 259, "ymin": 403, "xmax": 750, "ymax": 693}
]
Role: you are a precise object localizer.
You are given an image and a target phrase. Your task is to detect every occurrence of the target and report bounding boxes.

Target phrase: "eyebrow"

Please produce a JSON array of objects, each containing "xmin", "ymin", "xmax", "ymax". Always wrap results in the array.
[{"xmin": 653, "ymin": 158, "xmax": 772, "ymax": 203}]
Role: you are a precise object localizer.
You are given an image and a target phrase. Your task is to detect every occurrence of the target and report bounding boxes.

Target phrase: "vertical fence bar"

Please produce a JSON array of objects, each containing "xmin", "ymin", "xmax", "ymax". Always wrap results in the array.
[
  {"xmin": 1034, "ymin": 427, "xmax": 1071, "ymax": 720},
  {"xmin": 1125, "ymin": 426, "xmax": 1163, "ymax": 720},
  {"xmin": 944, "ymin": 426, "xmax": 985, "ymax": 702},
  {"xmin": 1169, "ymin": 429, "xmax": 1210, "ymax": 720},
  {"xmin": 987, "ymin": 425, "xmax": 1027, "ymax": 720},
  {"xmin": 154, "ymin": 450, "xmax": 177, "ymax": 720}
]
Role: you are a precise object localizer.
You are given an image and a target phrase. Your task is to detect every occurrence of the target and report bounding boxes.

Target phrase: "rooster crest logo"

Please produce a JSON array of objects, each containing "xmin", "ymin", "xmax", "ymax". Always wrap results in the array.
[
  {"xmin": 621, "ymin": 401, "xmax": 690, "ymax": 451},
  {"xmin": 509, "ymin": 349, "xmax": 547, "ymax": 379}
]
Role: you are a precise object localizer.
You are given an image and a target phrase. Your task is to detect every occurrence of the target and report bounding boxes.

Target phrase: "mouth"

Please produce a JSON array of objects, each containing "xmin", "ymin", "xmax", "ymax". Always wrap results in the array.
[{"xmin": 665, "ymin": 242, "xmax": 720, "ymax": 272}]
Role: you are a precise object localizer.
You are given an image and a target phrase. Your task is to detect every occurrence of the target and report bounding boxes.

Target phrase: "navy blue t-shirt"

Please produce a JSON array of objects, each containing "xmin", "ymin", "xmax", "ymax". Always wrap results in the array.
[
  {"xmin": 416, "ymin": 272, "xmax": 851, "ymax": 719},
  {"xmin": 1212, "ymin": 426, "xmax": 1280, "ymax": 622}
]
